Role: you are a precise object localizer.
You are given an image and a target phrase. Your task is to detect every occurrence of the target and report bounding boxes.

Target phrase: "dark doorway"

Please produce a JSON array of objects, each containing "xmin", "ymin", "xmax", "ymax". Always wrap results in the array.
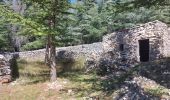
[{"xmin": 139, "ymin": 39, "xmax": 149, "ymax": 62}]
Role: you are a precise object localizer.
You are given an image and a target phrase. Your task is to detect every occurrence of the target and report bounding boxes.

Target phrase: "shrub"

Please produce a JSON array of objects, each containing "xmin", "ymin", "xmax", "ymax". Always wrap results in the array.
[
  {"xmin": 59, "ymin": 56, "xmax": 86, "ymax": 72},
  {"xmin": 21, "ymin": 40, "xmax": 45, "ymax": 51}
]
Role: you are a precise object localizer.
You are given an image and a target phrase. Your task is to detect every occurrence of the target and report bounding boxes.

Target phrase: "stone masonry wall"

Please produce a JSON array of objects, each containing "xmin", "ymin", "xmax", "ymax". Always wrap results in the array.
[
  {"xmin": 102, "ymin": 20, "xmax": 170, "ymax": 68},
  {"xmin": 8, "ymin": 42, "xmax": 103, "ymax": 71},
  {"xmin": 11, "ymin": 42, "xmax": 103, "ymax": 62},
  {"xmin": 0, "ymin": 55, "xmax": 11, "ymax": 83}
]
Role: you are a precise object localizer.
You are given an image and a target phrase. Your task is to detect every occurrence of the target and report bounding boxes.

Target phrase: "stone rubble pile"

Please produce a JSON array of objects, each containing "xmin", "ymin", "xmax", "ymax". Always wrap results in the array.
[
  {"xmin": 0, "ymin": 55, "xmax": 11, "ymax": 84},
  {"xmin": 112, "ymin": 76, "xmax": 170, "ymax": 100}
]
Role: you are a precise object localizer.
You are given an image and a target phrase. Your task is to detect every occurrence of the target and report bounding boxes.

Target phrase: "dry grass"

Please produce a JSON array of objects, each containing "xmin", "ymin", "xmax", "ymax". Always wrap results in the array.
[
  {"xmin": 144, "ymin": 85, "xmax": 170, "ymax": 99},
  {"xmin": 0, "ymin": 79, "xmax": 84, "ymax": 100},
  {"xmin": 1, "ymin": 58, "xmax": 170, "ymax": 100},
  {"xmin": 16, "ymin": 59, "xmax": 50, "ymax": 84},
  {"xmin": 0, "ymin": 59, "xmax": 103, "ymax": 100}
]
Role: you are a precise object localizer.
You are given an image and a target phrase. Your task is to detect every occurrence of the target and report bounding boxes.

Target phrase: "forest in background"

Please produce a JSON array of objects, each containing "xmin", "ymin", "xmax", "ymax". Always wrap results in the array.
[
  {"xmin": 0, "ymin": 0, "xmax": 170, "ymax": 81},
  {"xmin": 0, "ymin": 0, "xmax": 170, "ymax": 52},
  {"xmin": 0, "ymin": 2, "xmax": 170, "ymax": 98}
]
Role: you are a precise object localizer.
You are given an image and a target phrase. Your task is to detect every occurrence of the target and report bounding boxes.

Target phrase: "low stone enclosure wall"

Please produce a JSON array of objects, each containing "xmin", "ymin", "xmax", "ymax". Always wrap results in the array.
[
  {"xmin": 10, "ymin": 42, "xmax": 104, "ymax": 71},
  {"xmin": 1, "ymin": 20, "xmax": 170, "ymax": 80}
]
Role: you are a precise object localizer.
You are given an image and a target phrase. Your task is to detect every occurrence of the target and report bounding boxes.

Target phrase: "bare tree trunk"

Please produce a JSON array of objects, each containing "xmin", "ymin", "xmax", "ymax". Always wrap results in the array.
[
  {"xmin": 45, "ymin": 35, "xmax": 50, "ymax": 65},
  {"xmin": 50, "ymin": 36, "xmax": 57, "ymax": 81},
  {"xmin": 44, "ymin": 14, "xmax": 57, "ymax": 81},
  {"xmin": 45, "ymin": 34, "xmax": 57, "ymax": 82}
]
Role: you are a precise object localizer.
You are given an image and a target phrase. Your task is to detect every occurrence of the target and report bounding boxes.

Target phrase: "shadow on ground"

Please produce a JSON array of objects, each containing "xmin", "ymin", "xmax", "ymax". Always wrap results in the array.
[
  {"xmin": 9, "ymin": 57, "xmax": 170, "ymax": 99},
  {"xmin": 138, "ymin": 58, "xmax": 170, "ymax": 88}
]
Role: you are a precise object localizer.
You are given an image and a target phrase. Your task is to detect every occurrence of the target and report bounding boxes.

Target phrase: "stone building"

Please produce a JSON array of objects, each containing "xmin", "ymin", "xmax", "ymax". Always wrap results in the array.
[{"xmin": 103, "ymin": 20, "xmax": 170, "ymax": 67}]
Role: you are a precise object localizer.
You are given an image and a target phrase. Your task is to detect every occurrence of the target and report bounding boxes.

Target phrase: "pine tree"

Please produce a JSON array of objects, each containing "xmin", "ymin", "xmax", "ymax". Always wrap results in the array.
[{"xmin": 0, "ymin": 0, "xmax": 70, "ymax": 81}]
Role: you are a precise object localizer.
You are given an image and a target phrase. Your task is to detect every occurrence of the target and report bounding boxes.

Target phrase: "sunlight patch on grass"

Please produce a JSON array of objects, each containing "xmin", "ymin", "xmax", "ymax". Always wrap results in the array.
[
  {"xmin": 0, "ymin": 60, "xmax": 103, "ymax": 100},
  {"xmin": 16, "ymin": 59, "xmax": 50, "ymax": 84},
  {"xmin": 145, "ymin": 86, "xmax": 170, "ymax": 98}
]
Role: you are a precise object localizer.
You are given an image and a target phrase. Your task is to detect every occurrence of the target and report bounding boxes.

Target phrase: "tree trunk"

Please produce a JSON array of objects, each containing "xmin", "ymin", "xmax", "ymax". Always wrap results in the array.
[
  {"xmin": 45, "ymin": 35, "xmax": 50, "ymax": 65},
  {"xmin": 45, "ymin": 15, "xmax": 57, "ymax": 81},
  {"xmin": 45, "ymin": 34, "xmax": 57, "ymax": 82},
  {"xmin": 50, "ymin": 39, "xmax": 57, "ymax": 81}
]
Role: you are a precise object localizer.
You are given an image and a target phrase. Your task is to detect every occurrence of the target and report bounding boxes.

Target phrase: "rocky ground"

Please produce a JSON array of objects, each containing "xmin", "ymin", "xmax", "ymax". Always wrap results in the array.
[
  {"xmin": 0, "ymin": 74, "xmax": 170, "ymax": 100},
  {"xmin": 112, "ymin": 76, "xmax": 170, "ymax": 100}
]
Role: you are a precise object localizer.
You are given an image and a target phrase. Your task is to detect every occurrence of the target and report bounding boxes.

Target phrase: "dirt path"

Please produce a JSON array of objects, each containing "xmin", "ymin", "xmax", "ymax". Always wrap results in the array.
[{"xmin": 0, "ymin": 81, "xmax": 80, "ymax": 100}]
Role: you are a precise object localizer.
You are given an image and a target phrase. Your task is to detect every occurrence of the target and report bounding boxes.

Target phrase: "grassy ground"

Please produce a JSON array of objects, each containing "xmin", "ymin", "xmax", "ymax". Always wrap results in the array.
[
  {"xmin": 0, "ymin": 59, "xmax": 170, "ymax": 100},
  {"xmin": 0, "ymin": 59, "xmax": 104, "ymax": 100}
]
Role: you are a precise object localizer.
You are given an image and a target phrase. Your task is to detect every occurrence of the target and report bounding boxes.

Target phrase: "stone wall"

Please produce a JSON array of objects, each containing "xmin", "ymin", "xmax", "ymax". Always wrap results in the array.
[
  {"xmin": 11, "ymin": 49, "xmax": 46, "ymax": 61},
  {"xmin": 55, "ymin": 42, "xmax": 104, "ymax": 71},
  {"xmin": 56, "ymin": 42, "xmax": 103, "ymax": 61},
  {"xmin": 11, "ymin": 42, "xmax": 103, "ymax": 61},
  {"xmin": 0, "ymin": 55, "xmax": 11, "ymax": 83},
  {"xmin": 8, "ymin": 42, "xmax": 103, "ymax": 71}
]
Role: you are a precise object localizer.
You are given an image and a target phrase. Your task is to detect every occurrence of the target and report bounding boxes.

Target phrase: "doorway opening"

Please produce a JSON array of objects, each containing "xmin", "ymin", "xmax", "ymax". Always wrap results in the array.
[{"xmin": 139, "ymin": 39, "xmax": 149, "ymax": 62}]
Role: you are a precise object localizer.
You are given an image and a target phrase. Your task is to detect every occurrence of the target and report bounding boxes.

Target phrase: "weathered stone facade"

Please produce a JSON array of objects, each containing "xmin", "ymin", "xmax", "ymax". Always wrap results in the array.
[
  {"xmin": 103, "ymin": 20, "xmax": 170, "ymax": 67},
  {"xmin": 0, "ymin": 55, "xmax": 11, "ymax": 83}
]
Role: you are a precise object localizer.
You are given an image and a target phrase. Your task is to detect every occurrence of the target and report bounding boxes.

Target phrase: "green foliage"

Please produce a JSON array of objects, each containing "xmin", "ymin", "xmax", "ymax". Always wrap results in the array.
[
  {"xmin": 68, "ymin": 1, "xmax": 108, "ymax": 44},
  {"xmin": 0, "ymin": 0, "xmax": 170, "ymax": 50},
  {"xmin": 66, "ymin": 0, "xmax": 168, "ymax": 44},
  {"xmin": 111, "ymin": 7, "xmax": 158, "ymax": 30},
  {"xmin": 132, "ymin": 0, "xmax": 170, "ymax": 8},
  {"xmin": 24, "ymin": 0, "xmax": 70, "ymax": 34},
  {"xmin": 146, "ymin": 87, "xmax": 167, "ymax": 97},
  {"xmin": 155, "ymin": 6, "xmax": 170, "ymax": 25},
  {"xmin": 0, "ymin": 33, "xmax": 8, "ymax": 50},
  {"xmin": 0, "ymin": 4, "xmax": 48, "ymax": 36},
  {"xmin": 58, "ymin": 56, "xmax": 86, "ymax": 72},
  {"xmin": 21, "ymin": 39, "xmax": 45, "ymax": 51},
  {"xmin": 0, "ymin": 18, "xmax": 11, "ymax": 51}
]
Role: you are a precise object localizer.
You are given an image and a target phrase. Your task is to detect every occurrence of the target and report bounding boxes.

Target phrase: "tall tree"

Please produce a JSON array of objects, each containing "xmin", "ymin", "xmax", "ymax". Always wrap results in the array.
[
  {"xmin": 0, "ymin": 0, "xmax": 70, "ymax": 81},
  {"xmin": 25, "ymin": 0, "xmax": 70, "ymax": 81}
]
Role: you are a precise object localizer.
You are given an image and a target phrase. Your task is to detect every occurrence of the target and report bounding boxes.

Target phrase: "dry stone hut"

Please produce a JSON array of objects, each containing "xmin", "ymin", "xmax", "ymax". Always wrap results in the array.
[{"xmin": 102, "ymin": 20, "xmax": 170, "ymax": 67}]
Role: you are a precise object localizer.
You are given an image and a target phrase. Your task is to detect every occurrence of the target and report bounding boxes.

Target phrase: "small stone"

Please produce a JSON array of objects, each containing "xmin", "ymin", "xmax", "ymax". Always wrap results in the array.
[{"xmin": 68, "ymin": 89, "xmax": 73, "ymax": 95}]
